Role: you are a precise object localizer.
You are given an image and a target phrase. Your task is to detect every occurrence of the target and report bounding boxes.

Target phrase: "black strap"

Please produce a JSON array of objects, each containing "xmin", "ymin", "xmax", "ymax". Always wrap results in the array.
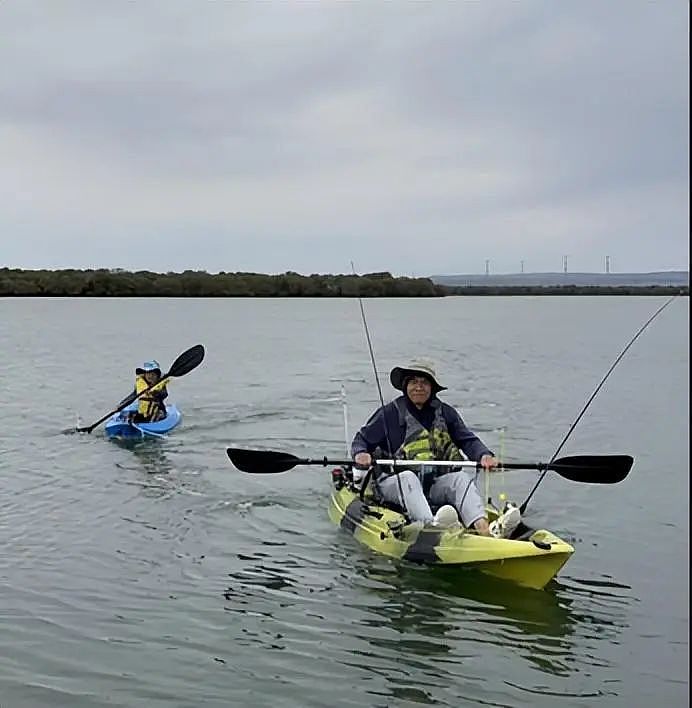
[{"xmin": 358, "ymin": 467, "xmax": 375, "ymax": 502}]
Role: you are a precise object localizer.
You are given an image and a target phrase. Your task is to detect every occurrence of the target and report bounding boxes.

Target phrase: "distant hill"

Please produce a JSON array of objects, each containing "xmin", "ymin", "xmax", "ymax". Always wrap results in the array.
[{"xmin": 430, "ymin": 271, "xmax": 689, "ymax": 288}]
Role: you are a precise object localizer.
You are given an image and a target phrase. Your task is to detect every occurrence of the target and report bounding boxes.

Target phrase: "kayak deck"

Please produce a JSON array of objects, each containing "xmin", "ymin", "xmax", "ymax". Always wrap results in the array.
[
  {"xmin": 328, "ymin": 483, "xmax": 574, "ymax": 590},
  {"xmin": 105, "ymin": 402, "xmax": 181, "ymax": 439}
]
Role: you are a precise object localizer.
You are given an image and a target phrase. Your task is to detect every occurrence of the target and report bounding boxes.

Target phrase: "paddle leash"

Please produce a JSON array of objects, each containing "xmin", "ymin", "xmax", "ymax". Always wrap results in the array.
[{"xmin": 519, "ymin": 295, "xmax": 678, "ymax": 513}]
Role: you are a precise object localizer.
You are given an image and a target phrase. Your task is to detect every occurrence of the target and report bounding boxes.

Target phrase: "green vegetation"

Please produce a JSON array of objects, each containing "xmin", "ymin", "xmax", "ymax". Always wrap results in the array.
[
  {"xmin": 0, "ymin": 268, "xmax": 442, "ymax": 297},
  {"xmin": 0, "ymin": 268, "xmax": 687, "ymax": 297}
]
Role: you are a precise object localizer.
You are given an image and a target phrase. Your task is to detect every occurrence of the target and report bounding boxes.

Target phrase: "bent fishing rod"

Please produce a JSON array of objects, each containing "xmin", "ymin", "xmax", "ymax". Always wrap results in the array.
[{"xmin": 519, "ymin": 294, "xmax": 678, "ymax": 514}]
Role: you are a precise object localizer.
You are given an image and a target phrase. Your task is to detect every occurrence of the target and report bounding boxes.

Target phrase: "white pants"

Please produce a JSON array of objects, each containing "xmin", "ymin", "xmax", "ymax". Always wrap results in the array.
[{"xmin": 376, "ymin": 470, "xmax": 486, "ymax": 527}]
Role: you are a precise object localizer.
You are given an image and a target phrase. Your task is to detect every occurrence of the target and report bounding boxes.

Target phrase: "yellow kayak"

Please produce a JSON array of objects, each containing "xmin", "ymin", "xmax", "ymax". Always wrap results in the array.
[
  {"xmin": 328, "ymin": 482, "xmax": 574, "ymax": 591},
  {"xmin": 225, "ymin": 447, "xmax": 634, "ymax": 589}
]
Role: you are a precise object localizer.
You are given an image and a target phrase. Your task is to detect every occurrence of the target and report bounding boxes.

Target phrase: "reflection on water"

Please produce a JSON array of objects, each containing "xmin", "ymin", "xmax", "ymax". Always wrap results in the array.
[
  {"xmin": 347, "ymin": 555, "xmax": 637, "ymax": 703},
  {"xmin": 346, "ymin": 558, "xmax": 580, "ymax": 678},
  {"xmin": 109, "ymin": 438, "xmax": 211, "ymax": 504},
  {"xmin": 220, "ymin": 537, "xmax": 635, "ymax": 705},
  {"xmin": 110, "ymin": 437, "xmax": 173, "ymax": 470},
  {"xmin": 358, "ymin": 562, "xmax": 575, "ymax": 635},
  {"xmin": 110, "ymin": 437, "xmax": 179, "ymax": 478},
  {"xmin": 217, "ymin": 513, "xmax": 640, "ymax": 705}
]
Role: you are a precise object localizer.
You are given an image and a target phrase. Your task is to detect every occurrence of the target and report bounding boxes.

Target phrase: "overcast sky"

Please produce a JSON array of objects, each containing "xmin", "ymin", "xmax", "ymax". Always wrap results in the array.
[{"xmin": 0, "ymin": 1, "xmax": 688, "ymax": 276}]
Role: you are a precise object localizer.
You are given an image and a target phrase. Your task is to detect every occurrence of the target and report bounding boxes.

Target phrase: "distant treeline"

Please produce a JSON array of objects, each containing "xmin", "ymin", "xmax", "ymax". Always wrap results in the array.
[
  {"xmin": 0, "ymin": 268, "xmax": 687, "ymax": 297},
  {"xmin": 0, "ymin": 268, "xmax": 442, "ymax": 297}
]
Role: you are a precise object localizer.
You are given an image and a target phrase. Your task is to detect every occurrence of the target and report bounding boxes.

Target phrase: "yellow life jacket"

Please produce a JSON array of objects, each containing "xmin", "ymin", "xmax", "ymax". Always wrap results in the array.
[
  {"xmin": 386, "ymin": 398, "xmax": 464, "ymax": 494},
  {"xmin": 135, "ymin": 375, "xmax": 169, "ymax": 420},
  {"xmin": 395, "ymin": 398, "xmax": 464, "ymax": 463}
]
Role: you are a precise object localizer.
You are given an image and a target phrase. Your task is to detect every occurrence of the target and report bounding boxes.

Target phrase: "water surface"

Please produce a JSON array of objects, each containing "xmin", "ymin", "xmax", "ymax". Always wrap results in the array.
[{"xmin": 0, "ymin": 296, "xmax": 688, "ymax": 707}]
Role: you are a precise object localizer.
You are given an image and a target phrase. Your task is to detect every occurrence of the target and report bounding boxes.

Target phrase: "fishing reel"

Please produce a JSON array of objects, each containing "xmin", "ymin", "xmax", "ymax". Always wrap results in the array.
[
  {"xmin": 331, "ymin": 466, "xmax": 362, "ymax": 491},
  {"xmin": 330, "ymin": 466, "xmax": 347, "ymax": 490}
]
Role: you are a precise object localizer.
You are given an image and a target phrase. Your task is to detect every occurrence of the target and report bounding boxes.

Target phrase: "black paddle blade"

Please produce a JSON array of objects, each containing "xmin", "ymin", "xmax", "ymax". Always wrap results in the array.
[
  {"xmin": 226, "ymin": 448, "xmax": 302, "ymax": 474},
  {"xmin": 550, "ymin": 455, "xmax": 633, "ymax": 484},
  {"xmin": 167, "ymin": 344, "xmax": 205, "ymax": 378}
]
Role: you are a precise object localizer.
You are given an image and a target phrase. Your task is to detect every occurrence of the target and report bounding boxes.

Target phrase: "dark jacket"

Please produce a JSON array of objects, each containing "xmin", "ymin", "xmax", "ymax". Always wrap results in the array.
[{"xmin": 351, "ymin": 395, "xmax": 493, "ymax": 462}]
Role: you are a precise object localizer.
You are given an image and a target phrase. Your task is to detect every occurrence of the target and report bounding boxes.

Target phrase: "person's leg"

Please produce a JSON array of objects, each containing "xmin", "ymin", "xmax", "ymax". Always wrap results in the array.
[
  {"xmin": 377, "ymin": 471, "xmax": 434, "ymax": 524},
  {"xmin": 429, "ymin": 472, "xmax": 489, "ymax": 533}
]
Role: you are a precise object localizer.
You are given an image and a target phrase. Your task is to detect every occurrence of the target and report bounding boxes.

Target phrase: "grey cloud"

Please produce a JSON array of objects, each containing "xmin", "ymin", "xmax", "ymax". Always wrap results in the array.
[{"xmin": 0, "ymin": 0, "xmax": 687, "ymax": 273}]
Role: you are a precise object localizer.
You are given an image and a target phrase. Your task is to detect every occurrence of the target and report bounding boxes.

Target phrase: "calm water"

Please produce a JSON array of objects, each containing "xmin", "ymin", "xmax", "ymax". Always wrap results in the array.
[{"xmin": 0, "ymin": 296, "xmax": 688, "ymax": 707}]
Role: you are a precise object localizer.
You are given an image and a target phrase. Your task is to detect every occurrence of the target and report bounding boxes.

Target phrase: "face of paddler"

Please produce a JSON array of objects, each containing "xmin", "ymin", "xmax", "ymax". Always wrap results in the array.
[
  {"xmin": 144, "ymin": 370, "xmax": 161, "ymax": 385},
  {"xmin": 406, "ymin": 375, "xmax": 433, "ymax": 408}
]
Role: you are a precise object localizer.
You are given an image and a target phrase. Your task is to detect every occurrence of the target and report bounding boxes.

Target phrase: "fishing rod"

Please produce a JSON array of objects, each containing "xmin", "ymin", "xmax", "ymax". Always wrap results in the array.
[
  {"xmin": 350, "ymin": 263, "xmax": 406, "ymax": 511},
  {"xmin": 519, "ymin": 294, "xmax": 678, "ymax": 514}
]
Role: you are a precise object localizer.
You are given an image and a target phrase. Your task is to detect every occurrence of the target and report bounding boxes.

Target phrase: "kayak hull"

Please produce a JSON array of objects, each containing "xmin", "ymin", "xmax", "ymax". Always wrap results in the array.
[
  {"xmin": 328, "ymin": 484, "xmax": 574, "ymax": 590},
  {"xmin": 105, "ymin": 402, "xmax": 182, "ymax": 439}
]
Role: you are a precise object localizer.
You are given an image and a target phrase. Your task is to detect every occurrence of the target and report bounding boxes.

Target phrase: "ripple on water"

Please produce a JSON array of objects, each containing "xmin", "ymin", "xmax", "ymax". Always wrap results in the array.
[{"xmin": 1, "ymin": 296, "xmax": 687, "ymax": 707}]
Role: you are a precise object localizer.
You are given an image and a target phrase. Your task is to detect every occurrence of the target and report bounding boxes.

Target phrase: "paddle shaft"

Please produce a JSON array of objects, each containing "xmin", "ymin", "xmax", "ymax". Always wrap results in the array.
[
  {"xmin": 225, "ymin": 448, "xmax": 633, "ymax": 484},
  {"xmin": 279, "ymin": 458, "xmax": 480, "ymax": 468},
  {"xmin": 265, "ymin": 458, "xmax": 560, "ymax": 472}
]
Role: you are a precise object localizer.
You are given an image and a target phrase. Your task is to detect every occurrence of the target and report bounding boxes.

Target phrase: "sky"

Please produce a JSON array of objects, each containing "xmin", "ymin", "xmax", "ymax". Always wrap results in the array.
[{"xmin": 0, "ymin": 0, "xmax": 688, "ymax": 276}]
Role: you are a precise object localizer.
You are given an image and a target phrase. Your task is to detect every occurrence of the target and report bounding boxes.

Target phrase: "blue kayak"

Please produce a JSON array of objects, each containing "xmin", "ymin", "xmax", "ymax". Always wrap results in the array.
[{"xmin": 105, "ymin": 402, "xmax": 182, "ymax": 439}]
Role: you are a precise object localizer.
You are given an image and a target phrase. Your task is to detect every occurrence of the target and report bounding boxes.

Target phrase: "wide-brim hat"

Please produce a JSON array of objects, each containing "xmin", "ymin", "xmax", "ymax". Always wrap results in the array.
[{"xmin": 390, "ymin": 358, "xmax": 446, "ymax": 393}]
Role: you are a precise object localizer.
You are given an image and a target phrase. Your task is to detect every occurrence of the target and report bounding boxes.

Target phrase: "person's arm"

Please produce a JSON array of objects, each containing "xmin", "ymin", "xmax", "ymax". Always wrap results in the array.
[
  {"xmin": 445, "ymin": 404, "xmax": 495, "ymax": 463},
  {"xmin": 149, "ymin": 379, "xmax": 169, "ymax": 400},
  {"xmin": 351, "ymin": 402, "xmax": 400, "ymax": 466},
  {"xmin": 351, "ymin": 408, "xmax": 386, "ymax": 462}
]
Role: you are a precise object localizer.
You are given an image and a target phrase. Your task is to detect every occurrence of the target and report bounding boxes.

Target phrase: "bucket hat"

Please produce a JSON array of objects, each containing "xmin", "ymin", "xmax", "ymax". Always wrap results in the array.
[{"xmin": 390, "ymin": 358, "xmax": 446, "ymax": 393}]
